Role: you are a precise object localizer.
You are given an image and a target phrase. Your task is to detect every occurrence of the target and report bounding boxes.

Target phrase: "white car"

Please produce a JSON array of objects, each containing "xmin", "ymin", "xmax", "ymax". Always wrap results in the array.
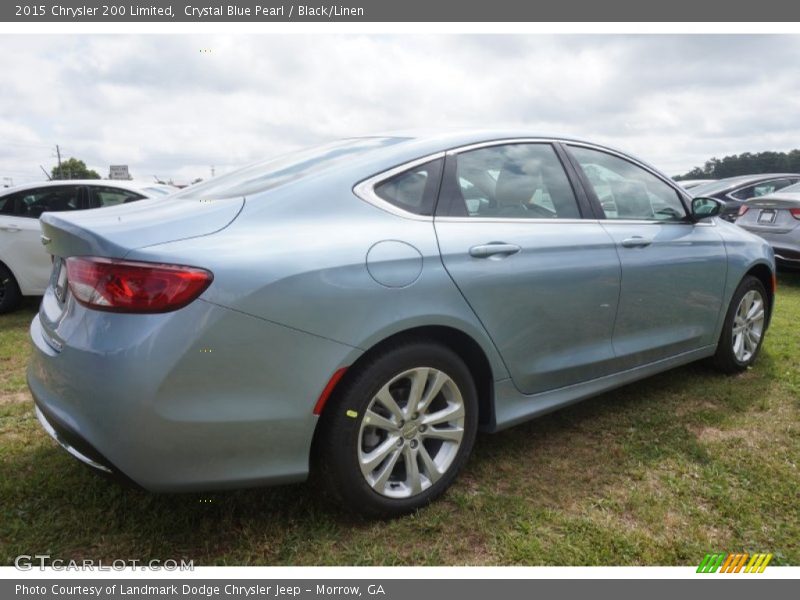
[{"xmin": 0, "ymin": 180, "xmax": 168, "ymax": 313}]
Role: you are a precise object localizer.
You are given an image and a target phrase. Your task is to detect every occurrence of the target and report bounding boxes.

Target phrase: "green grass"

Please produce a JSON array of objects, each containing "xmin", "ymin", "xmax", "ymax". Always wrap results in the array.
[{"xmin": 1, "ymin": 275, "xmax": 799, "ymax": 566}]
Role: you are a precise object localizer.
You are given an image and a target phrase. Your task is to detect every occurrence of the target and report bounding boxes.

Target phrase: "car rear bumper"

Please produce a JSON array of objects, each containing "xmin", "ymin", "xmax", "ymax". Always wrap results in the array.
[
  {"xmin": 28, "ymin": 300, "xmax": 360, "ymax": 492},
  {"xmin": 736, "ymin": 227, "xmax": 800, "ymax": 266},
  {"xmin": 774, "ymin": 249, "xmax": 800, "ymax": 266}
]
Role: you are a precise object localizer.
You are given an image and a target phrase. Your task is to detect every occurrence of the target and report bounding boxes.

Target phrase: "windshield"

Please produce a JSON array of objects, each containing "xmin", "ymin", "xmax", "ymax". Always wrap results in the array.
[{"xmin": 172, "ymin": 137, "xmax": 408, "ymax": 200}]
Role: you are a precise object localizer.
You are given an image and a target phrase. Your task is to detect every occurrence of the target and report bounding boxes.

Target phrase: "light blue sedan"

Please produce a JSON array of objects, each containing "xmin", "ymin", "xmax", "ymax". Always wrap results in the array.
[{"xmin": 27, "ymin": 131, "xmax": 775, "ymax": 517}]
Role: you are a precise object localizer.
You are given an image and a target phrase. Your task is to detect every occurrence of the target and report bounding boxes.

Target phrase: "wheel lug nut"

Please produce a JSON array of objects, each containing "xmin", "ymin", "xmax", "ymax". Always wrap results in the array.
[
  {"xmin": 412, "ymin": 412, "xmax": 419, "ymax": 420},
  {"xmin": 410, "ymin": 440, "xmax": 418, "ymax": 449},
  {"xmin": 396, "ymin": 438, "xmax": 403, "ymax": 447}
]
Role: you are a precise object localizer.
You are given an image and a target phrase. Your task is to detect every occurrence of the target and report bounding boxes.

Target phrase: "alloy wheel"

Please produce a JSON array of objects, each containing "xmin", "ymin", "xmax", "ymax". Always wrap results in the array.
[
  {"xmin": 357, "ymin": 367, "xmax": 465, "ymax": 499},
  {"xmin": 732, "ymin": 289, "xmax": 766, "ymax": 363}
]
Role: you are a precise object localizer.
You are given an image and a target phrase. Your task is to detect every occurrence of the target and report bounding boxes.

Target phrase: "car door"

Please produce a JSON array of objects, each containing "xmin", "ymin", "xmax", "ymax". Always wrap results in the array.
[
  {"xmin": 434, "ymin": 141, "xmax": 622, "ymax": 395},
  {"xmin": 0, "ymin": 185, "xmax": 83, "ymax": 295},
  {"xmin": 565, "ymin": 144, "xmax": 728, "ymax": 369}
]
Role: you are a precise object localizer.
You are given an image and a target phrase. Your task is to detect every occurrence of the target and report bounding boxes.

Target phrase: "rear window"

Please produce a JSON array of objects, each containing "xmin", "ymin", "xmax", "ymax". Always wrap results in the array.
[
  {"xmin": 691, "ymin": 176, "xmax": 766, "ymax": 198},
  {"xmin": 90, "ymin": 186, "xmax": 146, "ymax": 207},
  {"xmin": 775, "ymin": 182, "xmax": 800, "ymax": 194},
  {"xmin": 173, "ymin": 137, "xmax": 408, "ymax": 200}
]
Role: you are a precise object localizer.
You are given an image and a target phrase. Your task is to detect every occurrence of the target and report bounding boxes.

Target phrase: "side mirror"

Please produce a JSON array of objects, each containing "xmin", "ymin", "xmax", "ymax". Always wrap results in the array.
[{"xmin": 691, "ymin": 197, "xmax": 723, "ymax": 219}]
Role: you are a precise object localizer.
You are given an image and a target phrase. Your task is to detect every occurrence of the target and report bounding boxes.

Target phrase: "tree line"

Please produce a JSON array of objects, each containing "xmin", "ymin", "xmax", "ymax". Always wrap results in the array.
[
  {"xmin": 51, "ymin": 157, "xmax": 100, "ymax": 180},
  {"xmin": 675, "ymin": 149, "xmax": 800, "ymax": 180}
]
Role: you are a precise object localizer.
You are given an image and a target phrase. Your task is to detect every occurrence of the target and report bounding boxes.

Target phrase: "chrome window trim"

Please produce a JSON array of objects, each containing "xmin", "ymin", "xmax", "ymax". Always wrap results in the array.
[
  {"xmin": 435, "ymin": 216, "xmax": 713, "ymax": 226},
  {"xmin": 435, "ymin": 216, "xmax": 591, "ymax": 225},
  {"xmin": 352, "ymin": 151, "xmax": 446, "ymax": 221},
  {"xmin": 724, "ymin": 177, "xmax": 797, "ymax": 204},
  {"xmin": 353, "ymin": 139, "xmax": 566, "ymax": 221},
  {"xmin": 353, "ymin": 137, "xmax": 697, "ymax": 223},
  {"xmin": 599, "ymin": 219, "xmax": 715, "ymax": 227}
]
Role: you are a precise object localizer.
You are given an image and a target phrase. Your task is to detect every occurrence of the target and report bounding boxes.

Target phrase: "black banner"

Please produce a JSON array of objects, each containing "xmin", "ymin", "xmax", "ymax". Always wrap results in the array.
[
  {"xmin": 4, "ymin": 0, "xmax": 800, "ymax": 22},
  {"xmin": 5, "ymin": 579, "xmax": 799, "ymax": 600}
]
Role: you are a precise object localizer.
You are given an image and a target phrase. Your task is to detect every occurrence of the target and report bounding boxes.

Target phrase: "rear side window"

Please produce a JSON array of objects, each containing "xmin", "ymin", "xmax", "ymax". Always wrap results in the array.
[
  {"xmin": 0, "ymin": 186, "xmax": 81, "ymax": 218},
  {"xmin": 438, "ymin": 143, "xmax": 581, "ymax": 219},
  {"xmin": 373, "ymin": 159, "xmax": 443, "ymax": 216},
  {"xmin": 569, "ymin": 146, "xmax": 687, "ymax": 221},
  {"xmin": 89, "ymin": 186, "xmax": 146, "ymax": 207},
  {"xmin": 730, "ymin": 179, "xmax": 796, "ymax": 200}
]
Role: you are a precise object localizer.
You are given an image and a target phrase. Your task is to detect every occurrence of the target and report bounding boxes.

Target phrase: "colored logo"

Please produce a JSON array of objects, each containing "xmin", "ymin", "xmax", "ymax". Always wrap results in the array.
[{"xmin": 697, "ymin": 553, "xmax": 773, "ymax": 573}]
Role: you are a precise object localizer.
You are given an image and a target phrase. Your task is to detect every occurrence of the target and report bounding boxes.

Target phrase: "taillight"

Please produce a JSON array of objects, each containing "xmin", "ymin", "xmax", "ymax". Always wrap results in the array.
[
  {"xmin": 790, "ymin": 208, "xmax": 800, "ymax": 220},
  {"xmin": 738, "ymin": 205, "xmax": 750, "ymax": 217},
  {"xmin": 65, "ymin": 257, "xmax": 212, "ymax": 313}
]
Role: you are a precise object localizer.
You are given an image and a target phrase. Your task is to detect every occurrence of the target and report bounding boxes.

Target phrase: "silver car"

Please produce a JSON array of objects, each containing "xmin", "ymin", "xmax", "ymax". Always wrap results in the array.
[
  {"xmin": 736, "ymin": 182, "xmax": 800, "ymax": 269},
  {"xmin": 27, "ymin": 131, "xmax": 776, "ymax": 517}
]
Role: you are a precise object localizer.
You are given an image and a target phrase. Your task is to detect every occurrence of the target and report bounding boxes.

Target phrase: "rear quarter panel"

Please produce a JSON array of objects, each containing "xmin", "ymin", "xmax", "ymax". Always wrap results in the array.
[{"xmin": 123, "ymin": 173, "xmax": 510, "ymax": 382}]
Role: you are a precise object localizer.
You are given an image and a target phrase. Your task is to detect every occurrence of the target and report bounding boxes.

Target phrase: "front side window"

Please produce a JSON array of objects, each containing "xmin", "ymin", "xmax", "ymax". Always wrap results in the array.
[
  {"xmin": 90, "ymin": 186, "xmax": 146, "ymax": 207},
  {"xmin": 0, "ymin": 186, "xmax": 81, "ymax": 218},
  {"xmin": 440, "ymin": 143, "xmax": 581, "ymax": 219},
  {"xmin": 373, "ymin": 158, "xmax": 443, "ymax": 216},
  {"xmin": 569, "ymin": 146, "xmax": 687, "ymax": 221}
]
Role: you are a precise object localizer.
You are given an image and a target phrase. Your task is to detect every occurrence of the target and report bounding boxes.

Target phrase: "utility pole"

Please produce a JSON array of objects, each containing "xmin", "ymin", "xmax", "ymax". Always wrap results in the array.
[
  {"xmin": 210, "ymin": 165, "xmax": 215, "ymax": 178},
  {"xmin": 55, "ymin": 144, "xmax": 62, "ymax": 179}
]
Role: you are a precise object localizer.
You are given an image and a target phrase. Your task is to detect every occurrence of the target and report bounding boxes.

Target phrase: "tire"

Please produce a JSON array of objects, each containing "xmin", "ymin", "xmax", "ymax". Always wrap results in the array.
[
  {"xmin": 0, "ymin": 264, "xmax": 21, "ymax": 314},
  {"xmin": 711, "ymin": 275, "xmax": 769, "ymax": 374},
  {"xmin": 315, "ymin": 340, "xmax": 479, "ymax": 518}
]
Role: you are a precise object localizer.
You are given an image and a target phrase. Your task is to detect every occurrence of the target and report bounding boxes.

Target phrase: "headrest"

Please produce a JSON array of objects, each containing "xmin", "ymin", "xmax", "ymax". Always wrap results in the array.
[{"xmin": 495, "ymin": 165, "xmax": 539, "ymax": 208}]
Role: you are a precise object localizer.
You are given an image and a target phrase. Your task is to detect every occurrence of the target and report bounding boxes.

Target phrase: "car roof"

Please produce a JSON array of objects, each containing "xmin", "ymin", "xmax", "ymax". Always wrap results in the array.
[
  {"xmin": 337, "ymin": 129, "xmax": 673, "ymax": 181},
  {"xmin": 370, "ymin": 129, "xmax": 603, "ymax": 151}
]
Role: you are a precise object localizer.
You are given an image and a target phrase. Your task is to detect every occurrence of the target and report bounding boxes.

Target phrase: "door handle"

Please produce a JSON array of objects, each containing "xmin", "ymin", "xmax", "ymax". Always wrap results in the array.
[
  {"xmin": 0, "ymin": 225, "xmax": 21, "ymax": 233},
  {"xmin": 621, "ymin": 236, "xmax": 652, "ymax": 248},
  {"xmin": 469, "ymin": 243, "xmax": 521, "ymax": 258}
]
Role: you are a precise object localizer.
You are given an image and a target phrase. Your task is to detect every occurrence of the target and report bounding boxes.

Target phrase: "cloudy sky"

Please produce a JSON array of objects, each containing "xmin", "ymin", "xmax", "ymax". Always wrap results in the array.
[{"xmin": 2, "ymin": 34, "xmax": 800, "ymax": 185}]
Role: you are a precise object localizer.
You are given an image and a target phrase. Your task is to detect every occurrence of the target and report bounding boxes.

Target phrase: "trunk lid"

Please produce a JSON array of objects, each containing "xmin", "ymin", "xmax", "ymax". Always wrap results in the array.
[
  {"xmin": 738, "ymin": 194, "xmax": 800, "ymax": 234},
  {"xmin": 39, "ymin": 196, "xmax": 244, "ymax": 259},
  {"xmin": 35, "ymin": 196, "xmax": 244, "ymax": 351}
]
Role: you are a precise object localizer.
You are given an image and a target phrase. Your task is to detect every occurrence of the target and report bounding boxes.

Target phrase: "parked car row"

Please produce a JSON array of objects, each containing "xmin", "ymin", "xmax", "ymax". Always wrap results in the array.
[
  {"xmin": 19, "ymin": 131, "xmax": 778, "ymax": 517},
  {"xmin": 0, "ymin": 180, "xmax": 176, "ymax": 312},
  {"xmin": 674, "ymin": 173, "xmax": 800, "ymax": 268},
  {"xmin": 688, "ymin": 174, "xmax": 800, "ymax": 222}
]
